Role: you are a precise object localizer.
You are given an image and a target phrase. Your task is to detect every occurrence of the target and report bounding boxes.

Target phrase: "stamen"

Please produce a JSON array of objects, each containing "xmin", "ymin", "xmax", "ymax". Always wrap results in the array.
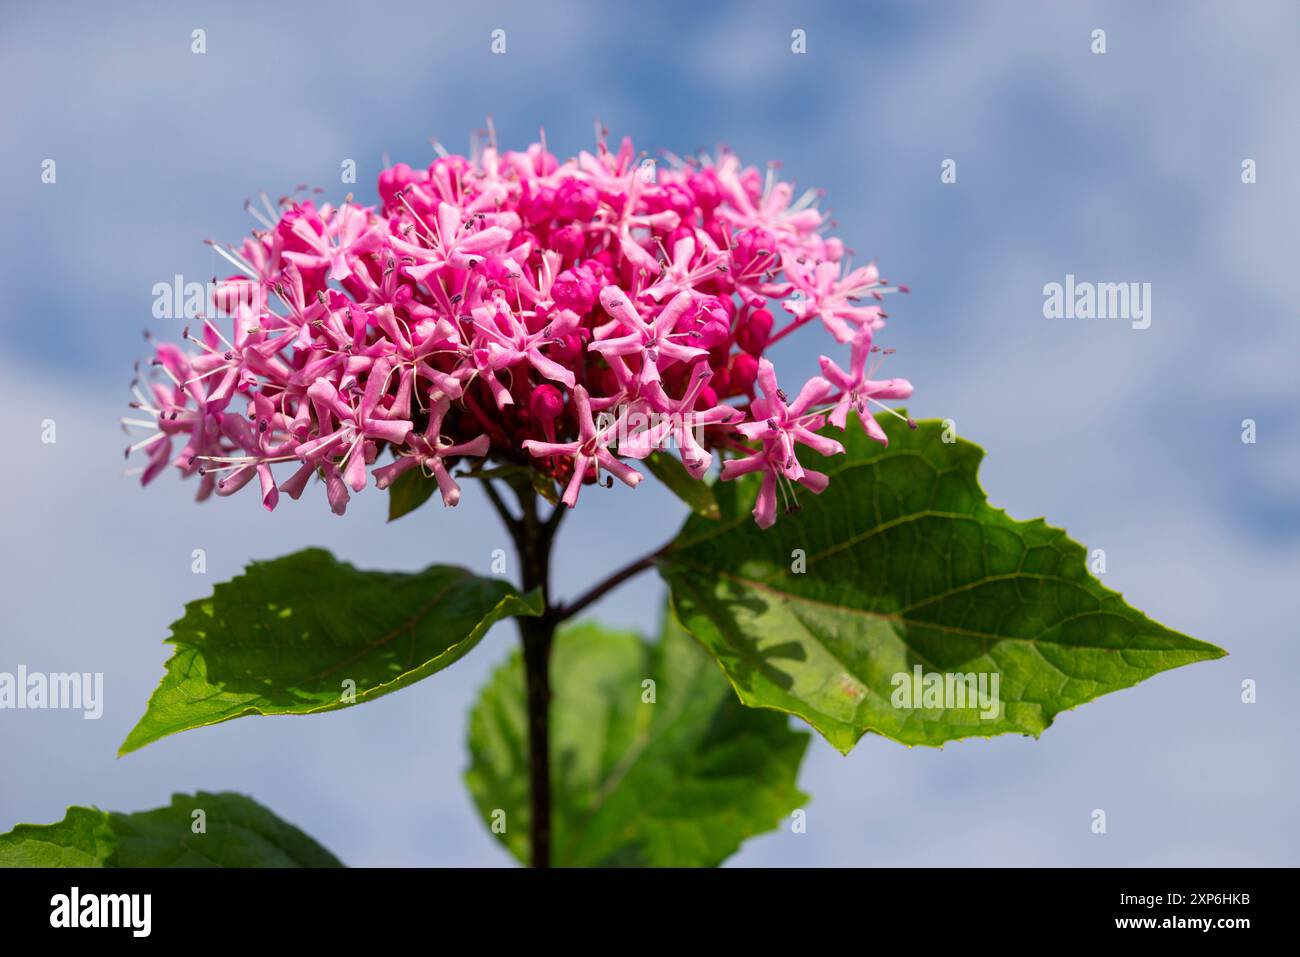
[
  {"xmin": 202, "ymin": 317, "xmax": 236, "ymax": 353},
  {"xmin": 244, "ymin": 199, "xmax": 275, "ymax": 231},
  {"xmin": 152, "ymin": 360, "xmax": 183, "ymax": 388},
  {"xmin": 124, "ymin": 432, "xmax": 165, "ymax": 455},
  {"xmin": 204, "ymin": 240, "xmax": 258, "ymax": 280},
  {"xmin": 866, "ymin": 396, "xmax": 912, "ymax": 425},
  {"xmin": 395, "ymin": 189, "xmax": 440, "ymax": 245}
]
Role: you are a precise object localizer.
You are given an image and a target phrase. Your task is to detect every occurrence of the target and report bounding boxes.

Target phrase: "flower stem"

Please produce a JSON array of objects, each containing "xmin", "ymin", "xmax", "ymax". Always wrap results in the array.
[
  {"xmin": 491, "ymin": 477, "xmax": 563, "ymax": 868},
  {"xmin": 518, "ymin": 612, "xmax": 554, "ymax": 868},
  {"xmin": 483, "ymin": 480, "xmax": 669, "ymax": 866},
  {"xmin": 553, "ymin": 540, "xmax": 672, "ymax": 623}
]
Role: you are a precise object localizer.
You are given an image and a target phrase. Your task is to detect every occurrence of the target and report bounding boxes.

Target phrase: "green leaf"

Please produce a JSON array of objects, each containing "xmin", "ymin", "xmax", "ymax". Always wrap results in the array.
[
  {"xmin": 465, "ymin": 614, "xmax": 809, "ymax": 867},
  {"xmin": 659, "ymin": 414, "xmax": 1226, "ymax": 753},
  {"xmin": 0, "ymin": 807, "xmax": 115, "ymax": 867},
  {"xmin": 643, "ymin": 451, "xmax": 721, "ymax": 520},
  {"xmin": 458, "ymin": 463, "xmax": 562, "ymax": 506},
  {"xmin": 121, "ymin": 548, "xmax": 542, "ymax": 755},
  {"xmin": 529, "ymin": 470, "xmax": 562, "ymax": 506},
  {"xmin": 386, "ymin": 466, "xmax": 438, "ymax": 521},
  {"xmin": 0, "ymin": 792, "xmax": 341, "ymax": 867}
]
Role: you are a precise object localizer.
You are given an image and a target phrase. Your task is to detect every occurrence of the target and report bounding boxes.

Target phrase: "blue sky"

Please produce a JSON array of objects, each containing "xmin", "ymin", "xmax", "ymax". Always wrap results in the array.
[{"xmin": 1, "ymin": 0, "xmax": 1297, "ymax": 866}]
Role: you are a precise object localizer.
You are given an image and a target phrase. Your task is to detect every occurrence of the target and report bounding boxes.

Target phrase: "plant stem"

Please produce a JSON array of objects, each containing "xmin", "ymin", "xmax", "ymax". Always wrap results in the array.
[
  {"xmin": 482, "ymin": 480, "xmax": 668, "ymax": 865},
  {"xmin": 493, "ymin": 478, "xmax": 562, "ymax": 868},
  {"xmin": 518, "ymin": 611, "xmax": 554, "ymax": 867},
  {"xmin": 554, "ymin": 540, "xmax": 672, "ymax": 623},
  {"xmin": 481, "ymin": 478, "xmax": 520, "ymax": 535}
]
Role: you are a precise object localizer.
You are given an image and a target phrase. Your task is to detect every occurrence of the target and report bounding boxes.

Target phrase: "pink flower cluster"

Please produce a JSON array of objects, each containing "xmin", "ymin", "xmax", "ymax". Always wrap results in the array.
[{"xmin": 125, "ymin": 131, "xmax": 912, "ymax": 528}]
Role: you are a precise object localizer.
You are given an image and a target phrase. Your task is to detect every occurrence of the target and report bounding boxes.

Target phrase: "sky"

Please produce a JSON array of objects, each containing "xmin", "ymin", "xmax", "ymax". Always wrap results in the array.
[{"xmin": 0, "ymin": 0, "xmax": 1296, "ymax": 866}]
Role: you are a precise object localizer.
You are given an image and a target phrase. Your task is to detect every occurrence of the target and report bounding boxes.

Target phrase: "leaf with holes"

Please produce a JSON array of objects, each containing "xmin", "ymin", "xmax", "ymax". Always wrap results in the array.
[
  {"xmin": 658, "ymin": 414, "xmax": 1225, "ymax": 753},
  {"xmin": 120, "ymin": 548, "xmax": 541, "ymax": 754}
]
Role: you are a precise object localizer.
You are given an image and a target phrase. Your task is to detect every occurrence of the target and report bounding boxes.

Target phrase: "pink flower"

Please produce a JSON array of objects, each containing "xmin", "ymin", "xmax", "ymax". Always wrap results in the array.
[
  {"xmin": 395, "ymin": 201, "xmax": 517, "ymax": 277},
  {"xmin": 522, "ymin": 386, "xmax": 642, "ymax": 506},
  {"xmin": 124, "ymin": 129, "xmax": 912, "ymax": 527},
  {"xmin": 783, "ymin": 261, "xmax": 897, "ymax": 343},
  {"xmin": 721, "ymin": 360, "xmax": 843, "ymax": 528},
  {"xmin": 819, "ymin": 331, "xmax": 914, "ymax": 444},
  {"xmin": 296, "ymin": 374, "xmax": 410, "ymax": 492},
  {"xmin": 589, "ymin": 288, "xmax": 708, "ymax": 387},
  {"xmin": 715, "ymin": 155, "xmax": 825, "ymax": 252},
  {"xmin": 643, "ymin": 231, "xmax": 728, "ymax": 303},
  {"xmin": 282, "ymin": 203, "xmax": 384, "ymax": 282},
  {"xmin": 622, "ymin": 364, "xmax": 744, "ymax": 476},
  {"xmin": 372, "ymin": 398, "xmax": 489, "ymax": 506},
  {"xmin": 470, "ymin": 299, "xmax": 580, "ymax": 406}
]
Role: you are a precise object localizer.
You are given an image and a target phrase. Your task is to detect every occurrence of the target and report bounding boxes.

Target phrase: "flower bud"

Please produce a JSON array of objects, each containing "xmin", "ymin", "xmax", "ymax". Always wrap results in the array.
[
  {"xmin": 556, "ymin": 179, "xmax": 599, "ymax": 221},
  {"xmin": 530, "ymin": 384, "xmax": 564, "ymax": 424},
  {"xmin": 688, "ymin": 169, "xmax": 721, "ymax": 214},
  {"xmin": 552, "ymin": 264, "xmax": 600, "ymax": 314},
  {"xmin": 728, "ymin": 352, "xmax": 759, "ymax": 396},
  {"xmin": 551, "ymin": 224, "xmax": 585, "ymax": 261},
  {"xmin": 736, "ymin": 308, "xmax": 773, "ymax": 356},
  {"xmin": 377, "ymin": 163, "xmax": 417, "ymax": 208}
]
